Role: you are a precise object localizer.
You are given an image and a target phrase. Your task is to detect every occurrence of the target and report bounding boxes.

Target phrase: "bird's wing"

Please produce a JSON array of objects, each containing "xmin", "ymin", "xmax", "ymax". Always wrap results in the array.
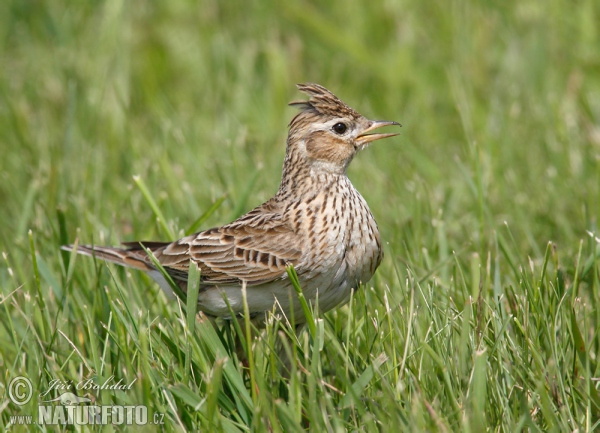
[
  {"xmin": 62, "ymin": 204, "xmax": 303, "ymax": 287},
  {"xmin": 153, "ymin": 208, "xmax": 303, "ymax": 286}
]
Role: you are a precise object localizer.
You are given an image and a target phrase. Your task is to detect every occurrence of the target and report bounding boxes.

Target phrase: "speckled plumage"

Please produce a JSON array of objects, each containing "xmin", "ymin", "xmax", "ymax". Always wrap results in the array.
[{"xmin": 63, "ymin": 83, "xmax": 400, "ymax": 324}]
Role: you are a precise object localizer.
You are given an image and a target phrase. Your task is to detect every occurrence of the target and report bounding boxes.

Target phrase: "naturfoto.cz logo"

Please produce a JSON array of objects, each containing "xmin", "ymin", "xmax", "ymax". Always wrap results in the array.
[{"xmin": 7, "ymin": 376, "xmax": 165, "ymax": 427}]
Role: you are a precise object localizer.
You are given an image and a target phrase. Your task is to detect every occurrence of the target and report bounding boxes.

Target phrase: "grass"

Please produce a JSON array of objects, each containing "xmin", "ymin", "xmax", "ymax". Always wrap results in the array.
[{"xmin": 1, "ymin": 0, "xmax": 600, "ymax": 430}]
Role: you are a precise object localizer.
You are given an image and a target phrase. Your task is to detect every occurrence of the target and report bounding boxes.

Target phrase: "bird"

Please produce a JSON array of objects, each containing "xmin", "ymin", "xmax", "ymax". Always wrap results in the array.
[{"xmin": 62, "ymin": 83, "xmax": 400, "ymax": 325}]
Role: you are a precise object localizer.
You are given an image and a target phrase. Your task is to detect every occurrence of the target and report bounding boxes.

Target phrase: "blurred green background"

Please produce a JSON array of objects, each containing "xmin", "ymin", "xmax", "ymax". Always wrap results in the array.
[
  {"xmin": 2, "ymin": 0, "xmax": 598, "ymax": 258},
  {"xmin": 1, "ymin": 0, "xmax": 599, "ymax": 430}
]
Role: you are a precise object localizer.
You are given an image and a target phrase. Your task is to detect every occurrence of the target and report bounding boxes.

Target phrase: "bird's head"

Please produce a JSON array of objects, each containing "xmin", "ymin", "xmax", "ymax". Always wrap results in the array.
[{"xmin": 285, "ymin": 83, "xmax": 400, "ymax": 175}]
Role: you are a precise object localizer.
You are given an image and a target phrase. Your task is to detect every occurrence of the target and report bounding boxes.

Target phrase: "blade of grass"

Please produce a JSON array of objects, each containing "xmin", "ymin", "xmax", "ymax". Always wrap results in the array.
[
  {"xmin": 341, "ymin": 353, "xmax": 387, "ymax": 409},
  {"xmin": 186, "ymin": 194, "xmax": 227, "ymax": 236},
  {"xmin": 185, "ymin": 260, "xmax": 201, "ymax": 383},
  {"xmin": 186, "ymin": 260, "xmax": 201, "ymax": 332},
  {"xmin": 229, "ymin": 168, "xmax": 261, "ymax": 220},
  {"xmin": 286, "ymin": 264, "xmax": 316, "ymax": 337},
  {"xmin": 140, "ymin": 244, "xmax": 187, "ymax": 301},
  {"xmin": 241, "ymin": 281, "xmax": 258, "ymax": 405},
  {"xmin": 222, "ymin": 292, "xmax": 247, "ymax": 355},
  {"xmin": 133, "ymin": 175, "xmax": 175, "ymax": 239},
  {"xmin": 571, "ymin": 309, "xmax": 600, "ymax": 418}
]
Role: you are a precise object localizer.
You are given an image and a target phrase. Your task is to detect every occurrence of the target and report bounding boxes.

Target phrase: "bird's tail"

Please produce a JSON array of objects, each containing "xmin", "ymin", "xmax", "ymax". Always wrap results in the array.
[{"xmin": 61, "ymin": 241, "xmax": 170, "ymax": 271}]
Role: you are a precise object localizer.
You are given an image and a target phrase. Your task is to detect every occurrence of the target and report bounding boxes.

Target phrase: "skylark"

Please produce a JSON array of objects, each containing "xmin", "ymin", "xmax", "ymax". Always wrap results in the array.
[{"xmin": 63, "ymin": 83, "xmax": 400, "ymax": 324}]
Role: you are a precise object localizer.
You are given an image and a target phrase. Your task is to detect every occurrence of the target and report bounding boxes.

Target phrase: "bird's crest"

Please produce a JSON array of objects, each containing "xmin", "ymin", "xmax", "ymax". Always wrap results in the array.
[{"xmin": 289, "ymin": 83, "xmax": 361, "ymax": 120}]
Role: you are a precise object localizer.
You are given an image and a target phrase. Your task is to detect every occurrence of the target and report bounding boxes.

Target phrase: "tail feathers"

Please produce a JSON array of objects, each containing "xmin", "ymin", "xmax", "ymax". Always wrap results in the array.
[
  {"xmin": 61, "ymin": 242, "xmax": 168, "ymax": 271},
  {"xmin": 121, "ymin": 241, "xmax": 171, "ymax": 250}
]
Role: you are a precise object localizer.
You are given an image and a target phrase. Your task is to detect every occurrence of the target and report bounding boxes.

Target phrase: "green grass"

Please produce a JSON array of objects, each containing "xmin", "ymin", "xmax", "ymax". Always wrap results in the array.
[{"xmin": 1, "ymin": 0, "xmax": 600, "ymax": 431}]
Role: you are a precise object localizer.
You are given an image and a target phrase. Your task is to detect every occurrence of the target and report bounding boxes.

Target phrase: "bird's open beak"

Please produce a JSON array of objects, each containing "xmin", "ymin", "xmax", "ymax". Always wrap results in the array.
[{"xmin": 356, "ymin": 120, "xmax": 401, "ymax": 145}]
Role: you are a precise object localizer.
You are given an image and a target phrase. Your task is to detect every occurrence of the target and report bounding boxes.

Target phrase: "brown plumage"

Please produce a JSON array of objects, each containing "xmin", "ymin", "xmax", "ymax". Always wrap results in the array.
[{"xmin": 63, "ymin": 83, "xmax": 400, "ymax": 323}]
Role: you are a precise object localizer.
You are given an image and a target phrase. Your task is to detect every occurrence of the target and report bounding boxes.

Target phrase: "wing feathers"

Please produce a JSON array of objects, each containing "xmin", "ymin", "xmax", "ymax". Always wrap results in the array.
[{"xmin": 64, "ymin": 202, "xmax": 305, "ymax": 287}]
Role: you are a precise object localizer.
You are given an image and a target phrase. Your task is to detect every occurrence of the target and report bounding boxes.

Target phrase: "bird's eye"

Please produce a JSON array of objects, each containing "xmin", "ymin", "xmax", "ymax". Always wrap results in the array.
[{"xmin": 332, "ymin": 122, "xmax": 347, "ymax": 135}]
